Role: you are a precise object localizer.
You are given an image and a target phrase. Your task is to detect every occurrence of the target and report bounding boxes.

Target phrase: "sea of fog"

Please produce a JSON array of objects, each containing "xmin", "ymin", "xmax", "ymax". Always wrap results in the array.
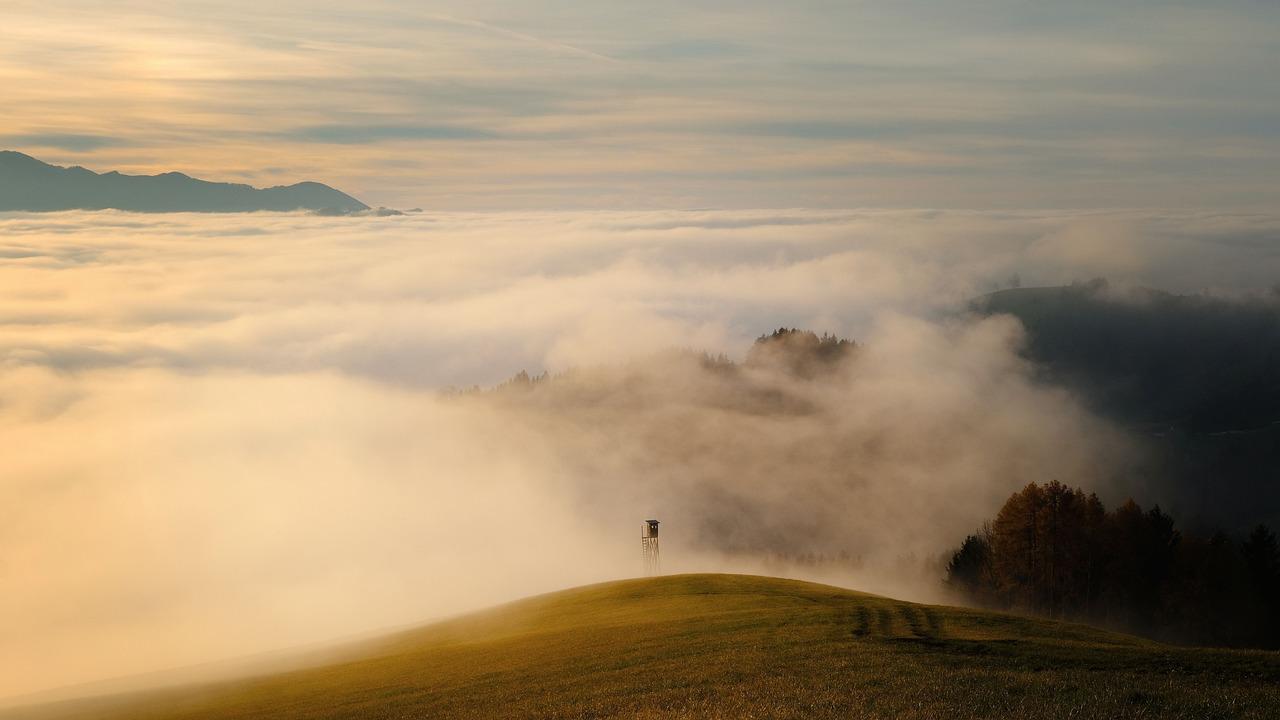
[{"xmin": 3, "ymin": 208, "xmax": 1279, "ymax": 699}]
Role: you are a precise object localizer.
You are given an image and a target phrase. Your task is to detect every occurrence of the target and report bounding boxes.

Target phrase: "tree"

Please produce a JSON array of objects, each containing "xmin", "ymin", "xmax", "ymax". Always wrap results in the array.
[
  {"xmin": 744, "ymin": 328, "xmax": 855, "ymax": 378},
  {"xmin": 1241, "ymin": 524, "xmax": 1280, "ymax": 646},
  {"xmin": 990, "ymin": 482, "xmax": 1045, "ymax": 610},
  {"xmin": 946, "ymin": 527, "xmax": 994, "ymax": 605},
  {"xmin": 944, "ymin": 482, "xmax": 1275, "ymax": 648}
]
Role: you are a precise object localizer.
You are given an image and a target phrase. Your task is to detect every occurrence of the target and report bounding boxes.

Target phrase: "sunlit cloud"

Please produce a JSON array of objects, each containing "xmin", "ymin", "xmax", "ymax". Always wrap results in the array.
[
  {"xmin": 1, "ymin": 208, "xmax": 1278, "ymax": 699},
  {"xmin": 1, "ymin": 1, "xmax": 1277, "ymax": 208}
]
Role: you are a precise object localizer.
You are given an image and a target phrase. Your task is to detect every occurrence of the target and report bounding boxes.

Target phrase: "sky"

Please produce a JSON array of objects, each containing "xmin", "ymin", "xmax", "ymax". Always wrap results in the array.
[{"xmin": 3, "ymin": 1, "xmax": 1279, "ymax": 209}]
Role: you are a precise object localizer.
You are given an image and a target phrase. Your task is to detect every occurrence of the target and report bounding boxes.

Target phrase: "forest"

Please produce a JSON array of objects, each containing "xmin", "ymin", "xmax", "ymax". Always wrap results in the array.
[{"xmin": 946, "ymin": 481, "xmax": 1280, "ymax": 648}]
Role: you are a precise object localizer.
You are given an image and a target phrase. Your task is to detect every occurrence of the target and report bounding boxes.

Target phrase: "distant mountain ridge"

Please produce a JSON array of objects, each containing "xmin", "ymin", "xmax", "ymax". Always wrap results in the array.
[{"xmin": 0, "ymin": 151, "xmax": 369, "ymax": 213}]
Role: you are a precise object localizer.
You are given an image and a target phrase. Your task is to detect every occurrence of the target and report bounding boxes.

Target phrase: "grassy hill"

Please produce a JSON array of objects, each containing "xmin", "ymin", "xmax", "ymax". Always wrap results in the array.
[{"xmin": 9, "ymin": 574, "xmax": 1279, "ymax": 720}]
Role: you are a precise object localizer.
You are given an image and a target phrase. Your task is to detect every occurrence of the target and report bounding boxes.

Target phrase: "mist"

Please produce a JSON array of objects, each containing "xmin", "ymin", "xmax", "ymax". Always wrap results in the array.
[{"xmin": 3, "ymin": 208, "xmax": 1279, "ymax": 700}]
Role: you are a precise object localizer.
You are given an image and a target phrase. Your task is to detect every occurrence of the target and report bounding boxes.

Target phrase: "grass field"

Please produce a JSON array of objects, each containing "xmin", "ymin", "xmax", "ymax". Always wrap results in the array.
[{"xmin": 9, "ymin": 574, "xmax": 1279, "ymax": 720}]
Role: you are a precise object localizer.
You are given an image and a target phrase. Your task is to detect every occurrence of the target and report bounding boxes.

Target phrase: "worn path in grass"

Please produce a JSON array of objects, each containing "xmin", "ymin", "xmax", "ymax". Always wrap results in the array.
[{"xmin": 9, "ymin": 574, "xmax": 1279, "ymax": 719}]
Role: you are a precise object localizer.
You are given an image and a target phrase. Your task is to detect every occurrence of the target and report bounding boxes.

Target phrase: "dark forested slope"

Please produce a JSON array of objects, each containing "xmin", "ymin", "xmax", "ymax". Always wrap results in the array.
[{"xmin": 972, "ymin": 283, "xmax": 1280, "ymax": 530}]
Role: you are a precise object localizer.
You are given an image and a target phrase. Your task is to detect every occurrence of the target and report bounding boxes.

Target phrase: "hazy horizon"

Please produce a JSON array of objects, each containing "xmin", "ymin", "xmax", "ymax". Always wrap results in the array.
[{"xmin": 4, "ymin": 1, "xmax": 1279, "ymax": 210}]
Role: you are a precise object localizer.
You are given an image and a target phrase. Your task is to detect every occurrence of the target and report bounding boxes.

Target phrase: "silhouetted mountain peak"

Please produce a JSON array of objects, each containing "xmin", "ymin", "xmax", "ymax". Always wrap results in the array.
[
  {"xmin": 0, "ymin": 150, "xmax": 48, "ymax": 169},
  {"xmin": 0, "ymin": 151, "xmax": 369, "ymax": 214}
]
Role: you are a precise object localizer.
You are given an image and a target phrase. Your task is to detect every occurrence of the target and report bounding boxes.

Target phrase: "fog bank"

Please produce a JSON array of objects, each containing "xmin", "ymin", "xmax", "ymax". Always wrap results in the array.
[{"xmin": 2, "ymin": 208, "xmax": 1278, "ymax": 699}]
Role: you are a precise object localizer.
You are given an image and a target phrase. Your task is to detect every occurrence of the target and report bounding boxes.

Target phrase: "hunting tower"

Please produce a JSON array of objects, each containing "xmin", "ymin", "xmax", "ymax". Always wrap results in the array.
[{"xmin": 642, "ymin": 519, "xmax": 661, "ymax": 576}]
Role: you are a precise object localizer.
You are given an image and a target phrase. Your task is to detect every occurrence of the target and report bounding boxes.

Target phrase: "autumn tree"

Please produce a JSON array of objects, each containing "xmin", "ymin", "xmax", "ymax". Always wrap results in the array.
[{"xmin": 947, "ymin": 481, "xmax": 1279, "ymax": 648}]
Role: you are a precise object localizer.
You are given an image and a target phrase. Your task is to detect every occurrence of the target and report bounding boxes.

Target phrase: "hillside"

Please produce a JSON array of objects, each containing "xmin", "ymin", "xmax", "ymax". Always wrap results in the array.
[
  {"xmin": 971, "ymin": 284, "xmax": 1280, "ymax": 433},
  {"xmin": 8, "ymin": 574, "xmax": 1278, "ymax": 720},
  {"xmin": 0, "ymin": 151, "xmax": 368, "ymax": 213},
  {"xmin": 971, "ymin": 284, "xmax": 1280, "ymax": 531}
]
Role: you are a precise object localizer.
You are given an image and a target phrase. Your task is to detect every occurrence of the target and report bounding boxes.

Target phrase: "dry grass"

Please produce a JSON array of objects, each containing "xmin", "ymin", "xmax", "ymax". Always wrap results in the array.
[{"xmin": 10, "ymin": 574, "xmax": 1279, "ymax": 720}]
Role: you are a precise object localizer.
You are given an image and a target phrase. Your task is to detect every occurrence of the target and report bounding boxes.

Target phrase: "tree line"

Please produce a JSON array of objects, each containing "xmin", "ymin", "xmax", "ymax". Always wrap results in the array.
[{"xmin": 946, "ymin": 481, "xmax": 1280, "ymax": 648}]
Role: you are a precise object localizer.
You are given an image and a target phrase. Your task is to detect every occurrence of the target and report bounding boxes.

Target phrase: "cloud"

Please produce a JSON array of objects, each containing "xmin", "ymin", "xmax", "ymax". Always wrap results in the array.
[
  {"xmin": 283, "ymin": 124, "xmax": 497, "ymax": 144},
  {"xmin": 422, "ymin": 13, "xmax": 621, "ymax": 64},
  {"xmin": 0, "ymin": 134, "xmax": 125, "ymax": 152},
  {"xmin": 1, "ymin": 208, "xmax": 1279, "ymax": 701},
  {"xmin": 1, "ymin": 2, "xmax": 1278, "ymax": 208},
  {"xmin": 0, "ymin": 208, "xmax": 1277, "ymax": 387},
  {"xmin": 1027, "ymin": 218, "xmax": 1152, "ymax": 276}
]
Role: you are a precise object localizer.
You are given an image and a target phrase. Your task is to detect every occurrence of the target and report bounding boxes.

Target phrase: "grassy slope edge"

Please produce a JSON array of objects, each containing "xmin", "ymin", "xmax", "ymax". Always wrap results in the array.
[{"xmin": 9, "ymin": 574, "xmax": 1279, "ymax": 720}]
